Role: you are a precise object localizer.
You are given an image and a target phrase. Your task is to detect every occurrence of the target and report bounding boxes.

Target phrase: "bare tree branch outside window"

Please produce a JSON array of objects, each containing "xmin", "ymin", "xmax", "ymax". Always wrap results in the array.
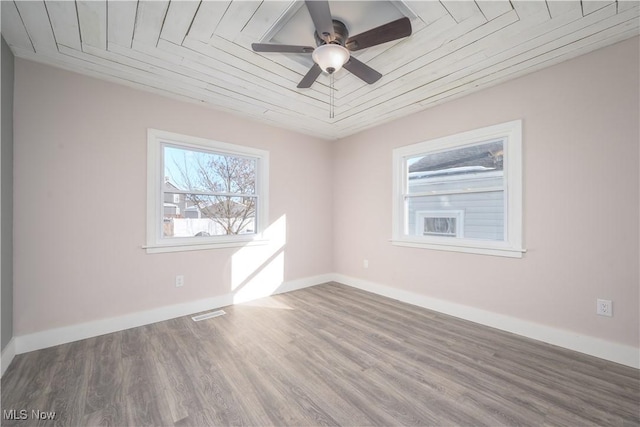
[{"xmin": 165, "ymin": 146, "xmax": 257, "ymax": 236}]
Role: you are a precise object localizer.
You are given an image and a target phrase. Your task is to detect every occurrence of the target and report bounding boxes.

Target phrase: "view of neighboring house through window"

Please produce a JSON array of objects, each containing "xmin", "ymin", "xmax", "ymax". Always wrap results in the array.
[
  {"xmin": 163, "ymin": 145, "xmax": 257, "ymax": 238},
  {"xmin": 146, "ymin": 129, "xmax": 268, "ymax": 253},
  {"xmin": 406, "ymin": 140, "xmax": 504, "ymax": 241},
  {"xmin": 392, "ymin": 120, "xmax": 523, "ymax": 257}
]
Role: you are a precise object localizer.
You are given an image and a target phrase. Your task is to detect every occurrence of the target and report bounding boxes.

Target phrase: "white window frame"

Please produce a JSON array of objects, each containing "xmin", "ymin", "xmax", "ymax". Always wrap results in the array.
[
  {"xmin": 392, "ymin": 120, "xmax": 524, "ymax": 258},
  {"xmin": 146, "ymin": 129, "xmax": 269, "ymax": 254}
]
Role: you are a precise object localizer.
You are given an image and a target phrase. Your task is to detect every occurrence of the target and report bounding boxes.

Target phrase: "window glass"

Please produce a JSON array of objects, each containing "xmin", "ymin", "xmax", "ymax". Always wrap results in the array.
[
  {"xmin": 405, "ymin": 140, "xmax": 505, "ymax": 242},
  {"xmin": 163, "ymin": 145, "xmax": 258, "ymax": 238}
]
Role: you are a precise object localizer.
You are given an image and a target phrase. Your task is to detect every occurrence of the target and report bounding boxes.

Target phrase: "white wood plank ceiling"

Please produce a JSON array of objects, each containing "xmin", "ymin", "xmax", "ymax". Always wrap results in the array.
[{"xmin": 2, "ymin": 1, "xmax": 639, "ymax": 140}]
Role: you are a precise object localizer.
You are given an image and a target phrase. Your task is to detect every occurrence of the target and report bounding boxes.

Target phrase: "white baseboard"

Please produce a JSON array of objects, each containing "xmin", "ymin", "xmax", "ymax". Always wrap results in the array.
[
  {"xmin": 332, "ymin": 274, "xmax": 640, "ymax": 369},
  {"xmin": 274, "ymin": 273, "xmax": 335, "ymax": 294},
  {"xmin": 1, "ymin": 337, "xmax": 16, "ymax": 377},
  {"xmin": 12, "ymin": 273, "xmax": 639, "ymax": 369},
  {"xmin": 15, "ymin": 274, "xmax": 329, "ymax": 355}
]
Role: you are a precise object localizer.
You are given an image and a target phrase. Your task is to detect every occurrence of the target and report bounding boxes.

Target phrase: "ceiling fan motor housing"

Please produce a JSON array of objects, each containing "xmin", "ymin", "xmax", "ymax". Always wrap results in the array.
[{"xmin": 315, "ymin": 20, "xmax": 349, "ymax": 47}]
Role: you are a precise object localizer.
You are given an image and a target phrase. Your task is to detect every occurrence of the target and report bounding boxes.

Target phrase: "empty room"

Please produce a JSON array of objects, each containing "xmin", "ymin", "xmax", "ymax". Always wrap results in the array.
[{"xmin": 1, "ymin": 0, "xmax": 639, "ymax": 425}]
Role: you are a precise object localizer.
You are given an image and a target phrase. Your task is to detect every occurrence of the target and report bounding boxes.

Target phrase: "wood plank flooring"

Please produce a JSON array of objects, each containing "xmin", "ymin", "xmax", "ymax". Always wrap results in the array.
[{"xmin": 2, "ymin": 282, "xmax": 639, "ymax": 426}]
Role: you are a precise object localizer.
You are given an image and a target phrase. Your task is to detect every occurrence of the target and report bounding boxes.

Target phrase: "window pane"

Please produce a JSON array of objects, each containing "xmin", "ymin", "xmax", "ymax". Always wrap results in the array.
[
  {"xmin": 163, "ymin": 194, "xmax": 256, "ymax": 237},
  {"xmin": 407, "ymin": 140, "xmax": 504, "ymax": 194},
  {"xmin": 164, "ymin": 145, "xmax": 256, "ymax": 194},
  {"xmin": 406, "ymin": 191, "xmax": 504, "ymax": 241}
]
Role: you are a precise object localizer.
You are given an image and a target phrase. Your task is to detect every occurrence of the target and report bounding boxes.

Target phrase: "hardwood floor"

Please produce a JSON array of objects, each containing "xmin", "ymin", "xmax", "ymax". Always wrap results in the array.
[{"xmin": 2, "ymin": 282, "xmax": 639, "ymax": 426}]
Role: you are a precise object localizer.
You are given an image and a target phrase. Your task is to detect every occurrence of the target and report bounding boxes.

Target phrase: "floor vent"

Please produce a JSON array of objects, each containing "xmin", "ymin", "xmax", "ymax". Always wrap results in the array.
[{"xmin": 192, "ymin": 310, "xmax": 226, "ymax": 322}]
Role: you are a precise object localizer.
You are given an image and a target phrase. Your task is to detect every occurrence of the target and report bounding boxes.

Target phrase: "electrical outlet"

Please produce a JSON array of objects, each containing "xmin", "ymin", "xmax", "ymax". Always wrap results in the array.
[
  {"xmin": 175, "ymin": 275, "xmax": 184, "ymax": 288},
  {"xmin": 363, "ymin": 259, "xmax": 369, "ymax": 269},
  {"xmin": 596, "ymin": 299, "xmax": 612, "ymax": 317}
]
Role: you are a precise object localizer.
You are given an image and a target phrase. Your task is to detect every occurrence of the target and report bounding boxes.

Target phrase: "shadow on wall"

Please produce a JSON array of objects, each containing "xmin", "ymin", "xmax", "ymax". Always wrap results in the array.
[{"xmin": 230, "ymin": 214, "xmax": 287, "ymax": 304}]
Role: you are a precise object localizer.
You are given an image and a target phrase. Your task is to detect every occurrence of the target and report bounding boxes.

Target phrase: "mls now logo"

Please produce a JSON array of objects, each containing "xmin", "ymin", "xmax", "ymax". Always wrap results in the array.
[{"xmin": 3, "ymin": 409, "xmax": 56, "ymax": 420}]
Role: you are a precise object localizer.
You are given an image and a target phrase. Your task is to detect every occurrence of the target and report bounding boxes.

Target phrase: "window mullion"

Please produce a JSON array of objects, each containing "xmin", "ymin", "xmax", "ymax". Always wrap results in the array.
[
  {"xmin": 404, "ymin": 187, "xmax": 504, "ymax": 198},
  {"xmin": 165, "ymin": 190, "xmax": 258, "ymax": 198}
]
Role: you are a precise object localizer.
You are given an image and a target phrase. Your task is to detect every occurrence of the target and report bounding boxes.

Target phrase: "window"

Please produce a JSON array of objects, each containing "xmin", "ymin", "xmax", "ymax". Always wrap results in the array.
[
  {"xmin": 146, "ymin": 129, "xmax": 269, "ymax": 253},
  {"xmin": 392, "ymin": 120, "xmax": 523, "ymax": 257}
]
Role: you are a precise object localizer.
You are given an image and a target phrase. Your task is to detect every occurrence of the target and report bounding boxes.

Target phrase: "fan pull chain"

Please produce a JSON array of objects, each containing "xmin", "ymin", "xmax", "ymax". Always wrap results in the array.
[{"xmin": 329, "ymin": 73, "xmax": 335, "ymax": 119}]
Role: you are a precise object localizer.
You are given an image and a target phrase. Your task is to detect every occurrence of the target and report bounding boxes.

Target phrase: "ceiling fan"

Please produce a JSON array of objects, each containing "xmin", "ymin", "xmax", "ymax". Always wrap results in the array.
[{"xmin": 251, "ymin": 0, "xmax": 412, "ymax": 88}]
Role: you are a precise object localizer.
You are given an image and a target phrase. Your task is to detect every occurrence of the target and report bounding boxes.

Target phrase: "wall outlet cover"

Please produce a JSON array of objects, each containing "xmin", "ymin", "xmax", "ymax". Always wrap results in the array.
[
  {"xmin": 175, "ymin": 275, "xmax": 185, "ymax": 287},
  {"xmin": 596, "ymin": 299, "xmax": 612, "ymax": 317}
]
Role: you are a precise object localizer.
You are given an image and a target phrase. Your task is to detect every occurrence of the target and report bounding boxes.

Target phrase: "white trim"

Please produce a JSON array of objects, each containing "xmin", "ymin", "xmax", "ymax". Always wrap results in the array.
[
  {"xmin": 1, "ymin": 338, "xmax": 16, "ymax": 377},
  {"xmin": 407, "ymin": 186, "xmax": 503, "ymax": 197},
  {"xmin": 14, "ymin": 274, "xmax": 331, "ymax": 355},
  {"xmin": 391, "ymin": 239, "xmax": 526, "ymax": 258},
  {"xmin": 11, "ymin": 273, "xmax": 638, "ymax": 370},
  {"xmin": 332, "ymin": 274, "xmax": 640, "ymax": 369},
  {"xmin": 146, "ymin": 129, "xmax": 269, "ymax": 253},
  {"xmin": 142, "ymin": 238, "xmax": 269, "ymax": 254},
  {"xmin": 392, "ymin": 120, "xmax": 523, "ymax": 258}
]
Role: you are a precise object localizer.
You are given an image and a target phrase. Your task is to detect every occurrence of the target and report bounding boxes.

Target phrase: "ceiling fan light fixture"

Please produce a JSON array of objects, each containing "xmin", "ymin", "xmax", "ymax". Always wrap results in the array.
[{"xmin": 312, "ymin": 44, "xmax": 350, "ymax": 74}]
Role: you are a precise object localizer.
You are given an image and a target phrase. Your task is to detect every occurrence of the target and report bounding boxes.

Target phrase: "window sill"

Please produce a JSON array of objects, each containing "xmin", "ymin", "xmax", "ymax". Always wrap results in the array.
[
  {"xmin": 390, "ymin": 239, "xmax": 525, "ymax": 258},
  {"xmin": 144, "ymin": 238, "xmax": 269, "ymax": 254}
]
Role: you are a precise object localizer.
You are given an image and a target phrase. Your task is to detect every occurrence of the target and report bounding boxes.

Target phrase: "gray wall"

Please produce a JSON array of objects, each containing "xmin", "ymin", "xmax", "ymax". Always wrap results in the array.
[{"xmin": 1, "ymin": 36, "xmax": 14, "ymax": 352}]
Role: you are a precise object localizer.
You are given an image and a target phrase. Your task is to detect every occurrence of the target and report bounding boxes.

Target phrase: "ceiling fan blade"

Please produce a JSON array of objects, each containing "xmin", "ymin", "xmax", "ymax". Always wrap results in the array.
[
  {"xmin": 297, "ymin": 64, "xmax": 322, "ymax": 88},
  {"xmin": 345, "ymin": 17, "xmax": 412, "ymax": 51},
  {"xmin": 343, "ymin": 57, "xmax": 382, "ymax": 84},
  {"xmin": 305, "ymin": 0, "xmax": 335, "ymax": 42},
  {"xmin": 252, "ymin": 43, "xmax": 314, "ymax": 54}
]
